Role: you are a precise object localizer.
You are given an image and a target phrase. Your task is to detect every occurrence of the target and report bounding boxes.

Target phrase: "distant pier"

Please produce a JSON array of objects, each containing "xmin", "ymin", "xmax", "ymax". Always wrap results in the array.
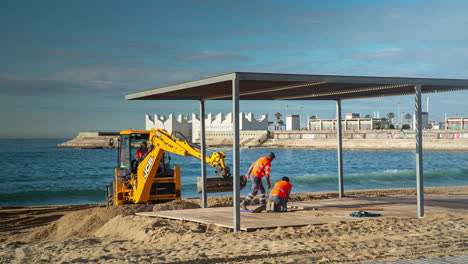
[{"xmin": 58, "ymin": 132, "xmax": 119, "ymax": 149}]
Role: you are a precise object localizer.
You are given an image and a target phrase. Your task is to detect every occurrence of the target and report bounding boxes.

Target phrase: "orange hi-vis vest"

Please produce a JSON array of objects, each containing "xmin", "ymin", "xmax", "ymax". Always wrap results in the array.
[
  {"xmin": 136, "ymin": 149, "xmax": 148, "ymax": 160},
  {"xmin": 270, "ymin": 180, "xmax": 292, "ymax": 199},
  {"xmin": 251, "ymin": 157, "xmax": 271, "ymax": 179}
]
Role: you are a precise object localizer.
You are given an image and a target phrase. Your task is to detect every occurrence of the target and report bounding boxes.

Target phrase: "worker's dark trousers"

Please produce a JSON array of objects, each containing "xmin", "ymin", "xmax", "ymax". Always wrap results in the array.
[
  {"xmin": 242, "ymin": 175, "xmax": 266, "ymax": 206},
  {"xmin": 269, "ymin": 194, "xmax": 287, "ymax": 212}
]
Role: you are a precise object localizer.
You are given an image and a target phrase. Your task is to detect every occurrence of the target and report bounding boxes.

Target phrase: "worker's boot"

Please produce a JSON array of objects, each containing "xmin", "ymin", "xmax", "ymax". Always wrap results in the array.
[
  {"xmin": 240, "ymin": 201, "xmax": 249, "ymax": 210},
  {"xmin": 266, "ymin": 201, "xmax": 275, "ymax": 213},
  {"xmin": 252, "ymin": 204, "xmax": 266, "ymax": 213}
]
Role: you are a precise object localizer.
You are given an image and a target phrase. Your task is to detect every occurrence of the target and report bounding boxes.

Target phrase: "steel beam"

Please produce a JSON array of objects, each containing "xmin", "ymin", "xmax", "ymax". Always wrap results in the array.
[
  {"xmin": 199, "ymin": 100, "xmax": 207, "ymax": 208},
  {"xmin": 232, "ymin": 78, "xmax": 241, "ymax": 232},
  {"xmin": 205, "ymin": 82, "xmax": 326, "ymax": 100},
  {"xmin": 275, "ymin": 84, "xmax": 412, "ymax": 100},
  {"xmin": 125, "ymin": 72, "xmax": 235, "ymax": 100},
  {"xmin": 236, "ymin": 72, "xmax": 468, "ymax": 87},
  {"xmin": 415, "ymin": 84, "xmax": 424, "ymax": 218},
  {"xmin": 336, "ymin": 99, "xmax": 344, "ymax": 198}
]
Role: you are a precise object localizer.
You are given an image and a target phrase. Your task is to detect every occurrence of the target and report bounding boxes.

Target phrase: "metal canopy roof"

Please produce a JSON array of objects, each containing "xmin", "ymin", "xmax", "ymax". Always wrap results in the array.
[
  {"xmin": 125, "ymin": 72, "xmax": 468, "ymax": 101},
  {"xmin": 125, "ymin": 71, "xmax": 466, "ymax": 228}
]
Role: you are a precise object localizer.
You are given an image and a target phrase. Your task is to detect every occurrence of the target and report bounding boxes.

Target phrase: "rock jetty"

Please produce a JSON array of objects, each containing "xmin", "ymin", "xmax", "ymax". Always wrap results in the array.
[{"xmin": 58, "ymin": 132, "xmax": 119, "ymax": 149}]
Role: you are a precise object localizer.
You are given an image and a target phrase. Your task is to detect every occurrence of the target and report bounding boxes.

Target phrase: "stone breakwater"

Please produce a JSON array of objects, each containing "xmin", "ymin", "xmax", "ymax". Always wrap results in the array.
[
  {"xmin": 58, "ymin": 131, "xmax": 269, "ymax": 149},
  {"xmin": 58, "ymin": 132, "xmax": 119, "ymax": 149}
]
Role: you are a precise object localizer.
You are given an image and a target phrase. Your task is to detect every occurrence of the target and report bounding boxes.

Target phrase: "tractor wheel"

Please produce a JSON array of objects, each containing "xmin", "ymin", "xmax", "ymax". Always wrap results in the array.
[{"xmin": 107, "ymin": 183, "xmax": 114, "ymax": 207}]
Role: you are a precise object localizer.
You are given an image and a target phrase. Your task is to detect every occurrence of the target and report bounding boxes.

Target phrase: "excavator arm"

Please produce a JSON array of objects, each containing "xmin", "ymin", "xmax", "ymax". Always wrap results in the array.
[
  {"xmin": 147, "ymin": 129, "xmax": 231, "ymax": 177},
  {"xmin": 122, "ymin": 128, "xmax": 239, "ymax": 204}
]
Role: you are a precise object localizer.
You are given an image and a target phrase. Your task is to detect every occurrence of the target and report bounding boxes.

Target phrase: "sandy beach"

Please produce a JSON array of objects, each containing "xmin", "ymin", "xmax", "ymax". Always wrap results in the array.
[{"xmin": 1, "ymin": 186, "xmax": 467, "ymax": 263}]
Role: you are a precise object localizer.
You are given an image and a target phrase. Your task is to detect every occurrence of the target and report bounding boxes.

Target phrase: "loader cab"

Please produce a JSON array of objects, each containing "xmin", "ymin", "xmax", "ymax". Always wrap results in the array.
[
  {"xmin": 118, "ymin": 130, "xmax": 172, "ymax": 176},
  {"xmin": 111, "ymin": 129, "xmax": 181, "ymax": 205}
]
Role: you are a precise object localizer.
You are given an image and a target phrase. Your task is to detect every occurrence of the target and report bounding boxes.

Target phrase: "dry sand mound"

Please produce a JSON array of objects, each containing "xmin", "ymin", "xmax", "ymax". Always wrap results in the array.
[
  {"xmin": 93, "ymin": 214, "xmax": 224, "ymax": 243},
  {"xmin": 93, "ymin": 215, "xmax": 155, "ymax": 241},
  {"xmin": 15, "ymin": 200, "xmax": 206, "ymax": 242},
  {"xmin": 21, "ymin": 204, "xmax": 153, "ymax": 242},
  {"xmin": 152, "ymin": 200, "xmax": 200, "ymax": 211},
  {"xmin": 151, "ymin": 196, "xmax": 238, "ymax": 209}
]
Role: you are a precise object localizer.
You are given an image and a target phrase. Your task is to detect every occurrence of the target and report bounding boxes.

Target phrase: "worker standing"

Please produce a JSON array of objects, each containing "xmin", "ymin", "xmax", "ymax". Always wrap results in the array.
[
  {"xmin": 240, "ymin": 152, "xmax": 275, "ymax": 210},
  {"xmin": 268, "ymin": 177, "xmax": 292, "ymax": 212}
]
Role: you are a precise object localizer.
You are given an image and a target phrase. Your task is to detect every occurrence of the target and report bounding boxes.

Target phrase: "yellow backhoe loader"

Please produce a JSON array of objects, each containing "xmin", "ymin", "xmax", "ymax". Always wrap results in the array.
[{"xmin": 107, "ymin": 128, "xmax": 246, "ymax": 205}]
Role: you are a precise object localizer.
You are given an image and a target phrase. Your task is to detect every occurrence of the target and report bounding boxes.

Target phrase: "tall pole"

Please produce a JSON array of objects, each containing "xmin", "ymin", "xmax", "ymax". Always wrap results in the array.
[
  {"xmin": 232, "ymin": 78, "xmax": 241, "ymax": 231},
  {"xmin": 415, "ymin": 84, "xmax": 424, "ymax": 218},
  {"xmin": 199, "ymin": 100, "xmax": 207, "ymax": 208},
  {"xmin": 426, "ymin": 96, "xmax": 429, "ymax": 113},
  {"xmin": 336, "ymin": 99, "xmax": 344, "ymax": 198}
]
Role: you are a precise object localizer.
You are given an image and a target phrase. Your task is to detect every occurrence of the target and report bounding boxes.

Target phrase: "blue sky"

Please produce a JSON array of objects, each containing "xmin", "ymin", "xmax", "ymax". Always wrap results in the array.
[{"xmin": 1, "ymin": 0, "xmax": 467, "ymax": 138}]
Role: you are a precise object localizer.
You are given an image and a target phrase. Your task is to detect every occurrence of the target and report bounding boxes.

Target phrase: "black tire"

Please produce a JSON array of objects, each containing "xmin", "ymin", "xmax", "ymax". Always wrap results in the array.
[{"xmin": 107, "ymin": 183, "xmax": 114, "ymax": 206}]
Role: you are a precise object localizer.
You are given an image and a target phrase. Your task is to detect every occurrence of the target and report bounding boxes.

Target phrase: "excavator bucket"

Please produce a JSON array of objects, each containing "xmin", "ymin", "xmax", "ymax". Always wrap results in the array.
[{"xmin": 196, "ymin": 176, "xmax": 247, "ymax": 194}]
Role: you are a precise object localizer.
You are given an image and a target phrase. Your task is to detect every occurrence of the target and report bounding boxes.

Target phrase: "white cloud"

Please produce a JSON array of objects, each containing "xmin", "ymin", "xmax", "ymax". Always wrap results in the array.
[
  {"xmin": 26, "ymin": 49, "xmax": 137, "ymax": 60},
  {"xmin": 0, "ymin": 66, "xmax": 213, "ymax": 94},
  {"xmin": 354, "ymin": 48, "xmax": 403, "ymax": 59},
  {"xmin": 177, "ymin": 50, "xmax": 250, "ymax": 62}
]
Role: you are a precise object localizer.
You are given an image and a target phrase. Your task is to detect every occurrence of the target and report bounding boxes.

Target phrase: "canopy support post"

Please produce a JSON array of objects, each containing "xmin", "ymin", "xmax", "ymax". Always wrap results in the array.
[
  {"xmin": 199, "ymin": 100, "xmax": 207, "ymax": 208},
  {"xmin": 232, "ymin": 78, "xmax": 241, "ymax": 232},
  {"xmin": 415, "ymin": 84, "xmax": 424, "ymax": 218},
  {"xmin": 336, "ymin": 99, "xmax": 344, "ymax": 198}
]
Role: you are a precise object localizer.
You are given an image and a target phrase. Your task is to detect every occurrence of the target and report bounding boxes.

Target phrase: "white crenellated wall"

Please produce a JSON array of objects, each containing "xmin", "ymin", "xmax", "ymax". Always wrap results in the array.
[
  {"xmin": 145, "ymin": 113, "xmax": 192, "ymax": 140},
  {"xmin": 146, "ymin": 112, "xmax": 268, "ymax": 143},
  {"xmin": 191, "ymin": 112, "xmax": 268, "ymax": 142},
  {"xmin": 242, "ymin": 112, "xmax": 268, "ymax": 130}
]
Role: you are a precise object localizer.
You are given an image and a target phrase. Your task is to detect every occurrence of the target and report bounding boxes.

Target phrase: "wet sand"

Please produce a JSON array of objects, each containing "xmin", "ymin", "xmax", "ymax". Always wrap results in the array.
[{"xmin": 1, "ymin": 186, "xmax": 467, "ymax": 263}]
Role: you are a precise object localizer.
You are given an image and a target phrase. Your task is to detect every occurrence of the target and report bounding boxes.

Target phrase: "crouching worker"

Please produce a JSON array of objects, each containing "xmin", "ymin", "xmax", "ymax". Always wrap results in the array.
[{"xmin": 267, "ymin": 177, "xmax": 292, "ymax": 212}]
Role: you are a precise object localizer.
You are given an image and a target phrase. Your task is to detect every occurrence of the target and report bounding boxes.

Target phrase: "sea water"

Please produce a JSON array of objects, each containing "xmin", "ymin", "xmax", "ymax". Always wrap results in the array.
[{"xmin": 1, "ymin": 138, "xmax": 467, "ymax": 206}]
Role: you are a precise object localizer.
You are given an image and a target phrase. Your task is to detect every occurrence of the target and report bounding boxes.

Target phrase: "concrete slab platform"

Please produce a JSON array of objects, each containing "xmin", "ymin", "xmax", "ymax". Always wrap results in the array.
[
  {"xmin": 136, "ymin": 195, "xmax": 468, "ymax": 231},
  {"xmin": 291, "ymin": 195, "xmax": 468, "ymax": 218},
  {"xmin": 137, "ymin": 207, "xmax": 360, "ymax": 231}
]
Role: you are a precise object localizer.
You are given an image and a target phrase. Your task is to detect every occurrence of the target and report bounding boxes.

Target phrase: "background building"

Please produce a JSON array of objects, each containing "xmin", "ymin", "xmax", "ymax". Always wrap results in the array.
[
  {"xmin": 146, "ymin": 113, "xmax": 191, "ymax": 140},
  {"xmin": 146, "ymin": 112, "xmax": 268, "ymax": 143},
  {"xmin": 191, "ymin": 112, "xmax": 268, "ymax": 142},
  {"xmin": 308, "ymin": 114, "xmax": 391, "ymax": 131},
  {"xmin": 346, "ymin": 113, "xmax": 360, "ymax": 119},
  {"xmin": 286, "ymin": 115, "xmax": 300, "ymax": 130},
  {"xmin": 446, "ymin": 117, "xmax": 468, "ymax": 130},
  {"xmin": 413, "ymin": 112, "xmax": 429, "ymax": 130}
]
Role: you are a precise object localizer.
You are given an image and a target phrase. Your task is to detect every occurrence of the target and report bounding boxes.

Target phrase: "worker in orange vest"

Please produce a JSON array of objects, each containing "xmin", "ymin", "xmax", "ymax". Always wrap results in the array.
[
  {"xmin": 240, "ymin": 152, "xmax": 275, "ymax": 210},
  {"xmin": 267, "ymin": 177, "xmax": 292, "ymax": 212},
  {"xmin": 135, "ymin": 141, "xmax": 149, "ymax": 162}
]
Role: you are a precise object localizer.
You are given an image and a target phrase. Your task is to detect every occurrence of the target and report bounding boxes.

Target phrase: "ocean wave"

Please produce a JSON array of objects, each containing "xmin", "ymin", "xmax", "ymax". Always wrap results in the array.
[{"xmin": 294, "ymin": 168, "xmax": 468, "ymax": 186}]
